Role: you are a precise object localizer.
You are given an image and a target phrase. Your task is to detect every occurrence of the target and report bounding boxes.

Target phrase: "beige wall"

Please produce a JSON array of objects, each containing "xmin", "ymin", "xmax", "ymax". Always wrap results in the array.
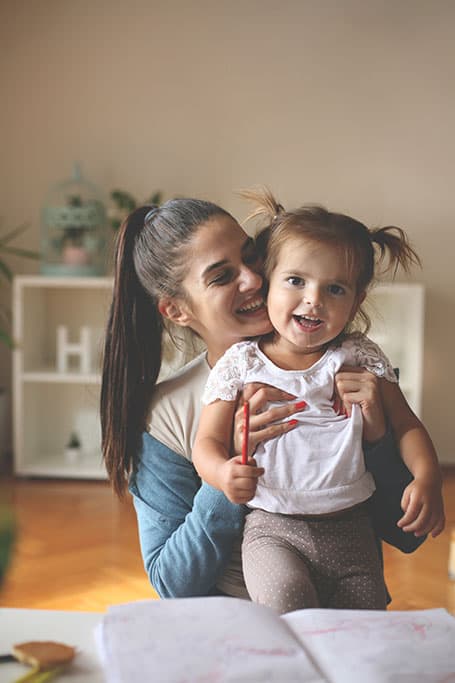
[{"xmin": 1, "ymin": 0, "xmax": 454, "ymax": 462}]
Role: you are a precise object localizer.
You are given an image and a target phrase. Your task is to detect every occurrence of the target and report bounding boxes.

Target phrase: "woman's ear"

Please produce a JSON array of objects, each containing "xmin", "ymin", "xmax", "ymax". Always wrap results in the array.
[{"xmin": 158, "ymin": 298, "xmax": 193, "ymax": 327}]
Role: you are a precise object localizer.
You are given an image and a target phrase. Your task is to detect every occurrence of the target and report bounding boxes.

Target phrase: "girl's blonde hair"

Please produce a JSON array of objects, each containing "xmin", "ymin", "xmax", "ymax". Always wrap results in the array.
[{"xmin": 241, "ymin": 187, "xmax": 421, "ymax": 334}]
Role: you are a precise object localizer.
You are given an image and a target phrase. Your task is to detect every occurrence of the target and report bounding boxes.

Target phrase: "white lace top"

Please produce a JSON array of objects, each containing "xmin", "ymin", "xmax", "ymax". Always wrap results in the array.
[{"xmin": 202, "ymin": 334, "xmax": 397, "ymax": 515}]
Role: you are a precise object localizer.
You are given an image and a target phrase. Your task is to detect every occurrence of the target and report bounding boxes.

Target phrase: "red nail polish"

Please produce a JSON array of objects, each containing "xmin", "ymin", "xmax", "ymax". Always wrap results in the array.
[
  {"xmin": 294, "ymin": 400, "xmax": 307, "ymax": 410},
  {"xmin": 288, "ymin": 419, "xmax": 299, "ymax": 427}
]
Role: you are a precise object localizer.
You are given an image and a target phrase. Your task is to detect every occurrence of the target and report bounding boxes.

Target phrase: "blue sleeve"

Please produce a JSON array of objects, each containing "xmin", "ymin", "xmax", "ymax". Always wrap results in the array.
[
  {"xmin": 364, "ymin": 427, "xmax": 426, "ymax": 553},
  {"xmin": 128, "ymin": 432, "xmax": 247, "ymax": 598}
]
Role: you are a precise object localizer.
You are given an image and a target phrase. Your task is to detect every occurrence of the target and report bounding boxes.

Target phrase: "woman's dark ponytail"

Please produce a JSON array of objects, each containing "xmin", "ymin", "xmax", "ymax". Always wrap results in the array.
[{"xmin": 101, "ymin": 206, "xmax": 162, "ymax": 497}]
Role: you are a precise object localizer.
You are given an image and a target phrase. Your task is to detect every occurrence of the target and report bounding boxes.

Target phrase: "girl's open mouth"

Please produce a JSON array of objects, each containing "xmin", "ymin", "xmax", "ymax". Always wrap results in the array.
[{"xmin": 293, "ymin": 314, "xmax": 323, "ymax": 330}]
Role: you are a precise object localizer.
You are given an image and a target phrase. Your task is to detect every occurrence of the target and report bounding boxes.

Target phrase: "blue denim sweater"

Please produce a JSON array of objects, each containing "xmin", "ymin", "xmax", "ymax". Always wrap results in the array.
[{"xmin": 129, "ymin": 429, "xmax": 425, "ymax": 599}]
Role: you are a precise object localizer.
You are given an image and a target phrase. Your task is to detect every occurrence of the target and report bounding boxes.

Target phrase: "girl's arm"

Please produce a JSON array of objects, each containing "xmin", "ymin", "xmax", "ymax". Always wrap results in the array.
[
  {"xmin": 193, "ymin": 400, "xmax": 264, "ymax": 504},
  {"xmin": 380, "ymin": 380, "xmax": 445, "ymax": 538},
  {"xmin": 129, "ymin": 432, "xmax": 247, "ymax": 598},
  {"xmin": 334, "ymin": 366, "xmax": 427, "ymax": 552}
]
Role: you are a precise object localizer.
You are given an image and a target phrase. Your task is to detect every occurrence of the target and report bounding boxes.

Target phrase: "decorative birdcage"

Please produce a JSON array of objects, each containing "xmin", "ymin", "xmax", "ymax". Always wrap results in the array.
[{"xmin": 41, "ymin": 163, "xmax": 107, "ymax": 276}]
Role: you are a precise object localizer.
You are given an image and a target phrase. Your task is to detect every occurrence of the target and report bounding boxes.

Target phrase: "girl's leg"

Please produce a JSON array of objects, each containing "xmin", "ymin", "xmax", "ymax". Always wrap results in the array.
[
  {"xmin": 242, "ymin": 509, "xmax": 319, "ymax": 614},
  {"xmin": 313, "ymin": 507, "xmax": 388, "ymax": 610}
]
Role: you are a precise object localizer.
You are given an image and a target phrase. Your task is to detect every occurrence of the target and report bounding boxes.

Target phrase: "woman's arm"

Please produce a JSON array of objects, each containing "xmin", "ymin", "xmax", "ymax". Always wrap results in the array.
[
  {"xmin": 129, "ymin": 432, "xmax": 247, "ymax": 598},
  {"xmin": 364, "ymin": 427, "xmax": 426, "ymax": 552}
]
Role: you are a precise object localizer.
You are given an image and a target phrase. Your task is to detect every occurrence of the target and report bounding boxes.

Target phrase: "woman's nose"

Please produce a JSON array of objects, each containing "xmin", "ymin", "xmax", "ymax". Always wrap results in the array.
[{"xmin": 239, "ymin": 266, "xmax": 263, "ymax": 292}]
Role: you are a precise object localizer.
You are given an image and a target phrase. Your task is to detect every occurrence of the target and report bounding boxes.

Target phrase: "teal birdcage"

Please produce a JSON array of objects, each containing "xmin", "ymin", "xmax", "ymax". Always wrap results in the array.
[{"xmin": 41, "ymin": 164, "xmax": 107, "ymax": 276}]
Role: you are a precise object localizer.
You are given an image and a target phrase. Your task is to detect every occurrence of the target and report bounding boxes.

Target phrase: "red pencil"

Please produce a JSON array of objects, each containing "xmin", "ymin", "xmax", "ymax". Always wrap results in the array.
[{"xmin": 241, "ymin": 401, "xmax": 250, "ymax": 465}]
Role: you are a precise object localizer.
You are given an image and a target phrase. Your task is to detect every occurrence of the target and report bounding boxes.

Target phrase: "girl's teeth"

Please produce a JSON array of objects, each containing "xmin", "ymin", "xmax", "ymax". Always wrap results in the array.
[{"xmin": 296, "ymin": 315, "xmax": 322, "ymax": 325}]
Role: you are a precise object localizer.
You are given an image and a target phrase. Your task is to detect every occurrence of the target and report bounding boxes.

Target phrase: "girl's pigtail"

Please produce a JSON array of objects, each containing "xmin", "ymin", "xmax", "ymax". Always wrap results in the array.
[
  {"xmin": 101, "ymin": 206, "xmax": 162, "ymax": 497},
  {"xmin": 371, "ymin": 225, "xmax": 421, "ymax": 278},
  {"xmin": 239, "ymin": 186, "xmax": 285, "ymax": 260},
  {"xmin": 239, "ymin": 186, "xmax": 284, "ymax": 226}
]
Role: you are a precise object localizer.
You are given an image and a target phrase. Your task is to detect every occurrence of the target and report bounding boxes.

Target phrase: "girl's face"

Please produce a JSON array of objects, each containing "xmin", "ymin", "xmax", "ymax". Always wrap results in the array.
[
  {"xmin": 266, "ymin": 236, "xmax": 362, "ymax": 363},
  {"xmin": 175, "ymin": 215, "xmax": 272, "ymax": 364}
]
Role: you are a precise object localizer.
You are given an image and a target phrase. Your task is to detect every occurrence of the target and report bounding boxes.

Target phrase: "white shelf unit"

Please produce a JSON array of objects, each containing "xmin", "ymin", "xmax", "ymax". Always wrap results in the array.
[
  {"xmin": 12, "ymin": 276, "xmax": 113, "ymax": 479},
  {"xmin": 11, "ymin": 277, "xmax": 424, "ymax": 479},
  {"xmin": 366, "ymin": 282, "xmax": 424, "ymax": 418}
]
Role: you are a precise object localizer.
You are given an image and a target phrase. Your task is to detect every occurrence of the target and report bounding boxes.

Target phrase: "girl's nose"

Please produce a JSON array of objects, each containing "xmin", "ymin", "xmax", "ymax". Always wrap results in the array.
[
  {"xmin": 239, "ymin": 266, "xmax": 263, "ymax": 292},
  {"xmin": 305, "ymin": 285, "xmax": 322, "ymax": 307}
]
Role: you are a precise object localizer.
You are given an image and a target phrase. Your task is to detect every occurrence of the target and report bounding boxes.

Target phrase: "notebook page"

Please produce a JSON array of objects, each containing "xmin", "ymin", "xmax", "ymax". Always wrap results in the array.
[
  {"xmin": 96, "ymin": 597, "xmax": 324, "ymax": 683},
  {"xmin": 282, "ymin": 607, "xmax": 455, "ymax": 683}
]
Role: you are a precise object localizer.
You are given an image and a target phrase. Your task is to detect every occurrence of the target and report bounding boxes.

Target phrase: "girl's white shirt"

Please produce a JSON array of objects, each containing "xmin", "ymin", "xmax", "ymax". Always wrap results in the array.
[{"xmin": 203, "ymin": 334, "xmax": 398, "ymax": 515}]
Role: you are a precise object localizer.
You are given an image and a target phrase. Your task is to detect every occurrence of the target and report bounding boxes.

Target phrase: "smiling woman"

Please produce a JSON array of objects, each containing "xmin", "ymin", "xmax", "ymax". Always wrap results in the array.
[{"xmin": 100, "ymin": 197, "xmax": 300, "ymax": 599}]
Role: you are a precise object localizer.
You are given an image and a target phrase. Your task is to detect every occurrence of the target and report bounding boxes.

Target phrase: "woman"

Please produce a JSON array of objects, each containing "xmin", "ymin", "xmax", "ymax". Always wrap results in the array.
[{"xmin": 101, "ymin": 198, "xmax": 423, "ymax": 599}]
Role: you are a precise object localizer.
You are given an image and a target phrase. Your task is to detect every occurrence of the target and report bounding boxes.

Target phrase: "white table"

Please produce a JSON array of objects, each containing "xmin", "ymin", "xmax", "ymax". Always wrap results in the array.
[{"xmin": 0, "ymin": 608, "xmax": 103, "ymax": 682}]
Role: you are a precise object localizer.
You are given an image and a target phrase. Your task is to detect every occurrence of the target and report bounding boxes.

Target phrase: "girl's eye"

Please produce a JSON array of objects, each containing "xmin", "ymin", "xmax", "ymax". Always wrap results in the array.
[
  {"xmin": 328, "ymin": 284, "xmax": 345, "ymax": 295},
  {"xmin": 287, "ymin": 276, "xmax": 304, "ymax": 286}
]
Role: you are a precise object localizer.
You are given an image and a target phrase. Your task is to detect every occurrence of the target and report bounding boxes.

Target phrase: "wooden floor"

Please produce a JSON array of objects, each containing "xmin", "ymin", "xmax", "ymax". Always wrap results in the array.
[{"xmin": 1, "ymin": 470, "xmax": 454, "ymax": 613}]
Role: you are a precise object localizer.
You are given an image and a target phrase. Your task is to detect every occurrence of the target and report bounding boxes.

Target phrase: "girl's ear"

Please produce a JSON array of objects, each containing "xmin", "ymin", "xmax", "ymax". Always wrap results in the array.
[
  {"xmin": 158, "ymin": 298, "xmax": 193, "ymax": 327},
  {"xmin": 349, "ymin": 290, "xmax": 366, "ymax": 321}
]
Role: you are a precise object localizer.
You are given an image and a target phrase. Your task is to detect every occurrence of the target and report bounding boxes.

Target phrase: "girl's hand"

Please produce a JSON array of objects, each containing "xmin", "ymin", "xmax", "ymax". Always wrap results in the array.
[
  {"xmin": 334, "ymin": 366, "xmax": 386, "ymax": 443},
  {"xmin": 233, "ymin": 383, "xmax": 304, "ymax": 457},
  {"xmin": 397, "ymin": 477, "xmax": 445, "ymax": 538},
  {"xmin": 218, "ymin": 455, "xmax": 264, "ymax": 504}
]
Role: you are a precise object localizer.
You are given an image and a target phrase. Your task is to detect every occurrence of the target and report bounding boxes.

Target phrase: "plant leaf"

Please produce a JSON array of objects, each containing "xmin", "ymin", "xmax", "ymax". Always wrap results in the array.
[
  {"xmin": 0, "ymin": 222, "xmax": 30, "ymax": 245},
  {"xmin": 147, "ymin": 191, "xmax": 163, "ymax": 205},
  {"xmin": 0, "ymin": 259, "xmax": 12, "ymax": 281},
  {"xmin": 0, "ymin": 327, "xmax": 13, "ymax": 349},
  {"xmin": 110, "ymin": 190, "xmax": 136, "ymax": 211},
  {"xmin": 1, "ymin": 245, "xmax": 40, "ymax": 260}
]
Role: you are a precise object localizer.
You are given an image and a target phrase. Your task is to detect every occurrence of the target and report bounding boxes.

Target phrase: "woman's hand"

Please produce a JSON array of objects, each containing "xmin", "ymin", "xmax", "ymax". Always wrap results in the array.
[
  {"xmin": 232, "ymin": 383, "xmax": 304, "ymax": 457},
  {"xmin": 397, "ymin": 477, "xmax": 445, "ymax": 538},
  {"xmin": 334, "ymin": 366, "xmax": 386, "ymax": 443},
  {"xmin": 218, "ymin": 455, "xmax": 264, "ymax": 504}
]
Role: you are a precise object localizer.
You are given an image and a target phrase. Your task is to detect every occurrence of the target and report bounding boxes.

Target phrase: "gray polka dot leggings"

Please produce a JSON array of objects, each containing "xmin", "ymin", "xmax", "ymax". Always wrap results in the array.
[{"xmin": 242, "ymin": 505, "xmax": 387, "ymax": 614}]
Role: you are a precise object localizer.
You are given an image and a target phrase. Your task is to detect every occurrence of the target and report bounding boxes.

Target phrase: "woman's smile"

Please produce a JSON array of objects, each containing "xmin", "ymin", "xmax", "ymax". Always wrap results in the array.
[{"xmin": 236, "ymin": 296, "xmax": 266, "ymax": 316}]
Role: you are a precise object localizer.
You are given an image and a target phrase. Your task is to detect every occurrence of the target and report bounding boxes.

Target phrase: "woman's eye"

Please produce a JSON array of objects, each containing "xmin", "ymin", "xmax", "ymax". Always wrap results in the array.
[
  {"xmin": 328, "ymin": 284, "xmax": 345, "ymax": 295},
  {"xmin": 209, "ymin": 270, "xmax": 234, "ymax": 286}
]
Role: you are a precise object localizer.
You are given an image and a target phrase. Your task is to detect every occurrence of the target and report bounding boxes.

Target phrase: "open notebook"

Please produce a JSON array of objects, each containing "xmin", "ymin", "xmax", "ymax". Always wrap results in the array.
[
  {"xmin": 95, "ymin": 597, "xmax": 455, "ymax": 683},
  {"xmin": 96, "ymin": 597, "xmax": 455, "ymax": 683}
]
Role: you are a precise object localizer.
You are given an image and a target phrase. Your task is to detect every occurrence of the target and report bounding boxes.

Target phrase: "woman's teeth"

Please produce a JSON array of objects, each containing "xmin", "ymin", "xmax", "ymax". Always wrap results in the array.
[{"xmin": 238, "ymin": 298, "xmax": 264, "ymax": 314}]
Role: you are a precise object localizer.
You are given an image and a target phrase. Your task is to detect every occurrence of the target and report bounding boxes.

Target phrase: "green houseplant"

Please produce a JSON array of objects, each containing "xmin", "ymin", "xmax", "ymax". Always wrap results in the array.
[
  {"xmin": 0, "ymin": 223, "xmax": 40, "ymax": 348},
  {"xmin": 0, "ymin": 224, "xmax": 37, "ymax": 580},
  {"xmin": 108, "ymin": 189, "xmax": 163, "ymax": 231}
]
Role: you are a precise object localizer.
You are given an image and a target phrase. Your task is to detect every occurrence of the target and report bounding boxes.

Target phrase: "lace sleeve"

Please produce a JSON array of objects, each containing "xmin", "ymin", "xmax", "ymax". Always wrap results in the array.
[
  {"xmin": 342, "ymin": 334, "xmax": 398, "ymax": 383},
  {"xmin": 202, "ymin": 342, "xmax": 249, "ymax": 405}
]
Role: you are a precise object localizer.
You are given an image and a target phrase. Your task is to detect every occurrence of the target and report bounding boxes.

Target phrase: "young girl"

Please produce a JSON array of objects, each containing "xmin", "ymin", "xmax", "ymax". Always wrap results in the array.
[{"xmin": 193, "ymin": 190, "xmax": 445, "ymax": 613}]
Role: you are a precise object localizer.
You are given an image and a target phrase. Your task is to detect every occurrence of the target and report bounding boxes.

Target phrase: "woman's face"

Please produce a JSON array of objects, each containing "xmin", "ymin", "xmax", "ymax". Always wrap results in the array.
[{"xmin": 177, "ymin": 215, "xmax": 272, "ymax": 363}]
